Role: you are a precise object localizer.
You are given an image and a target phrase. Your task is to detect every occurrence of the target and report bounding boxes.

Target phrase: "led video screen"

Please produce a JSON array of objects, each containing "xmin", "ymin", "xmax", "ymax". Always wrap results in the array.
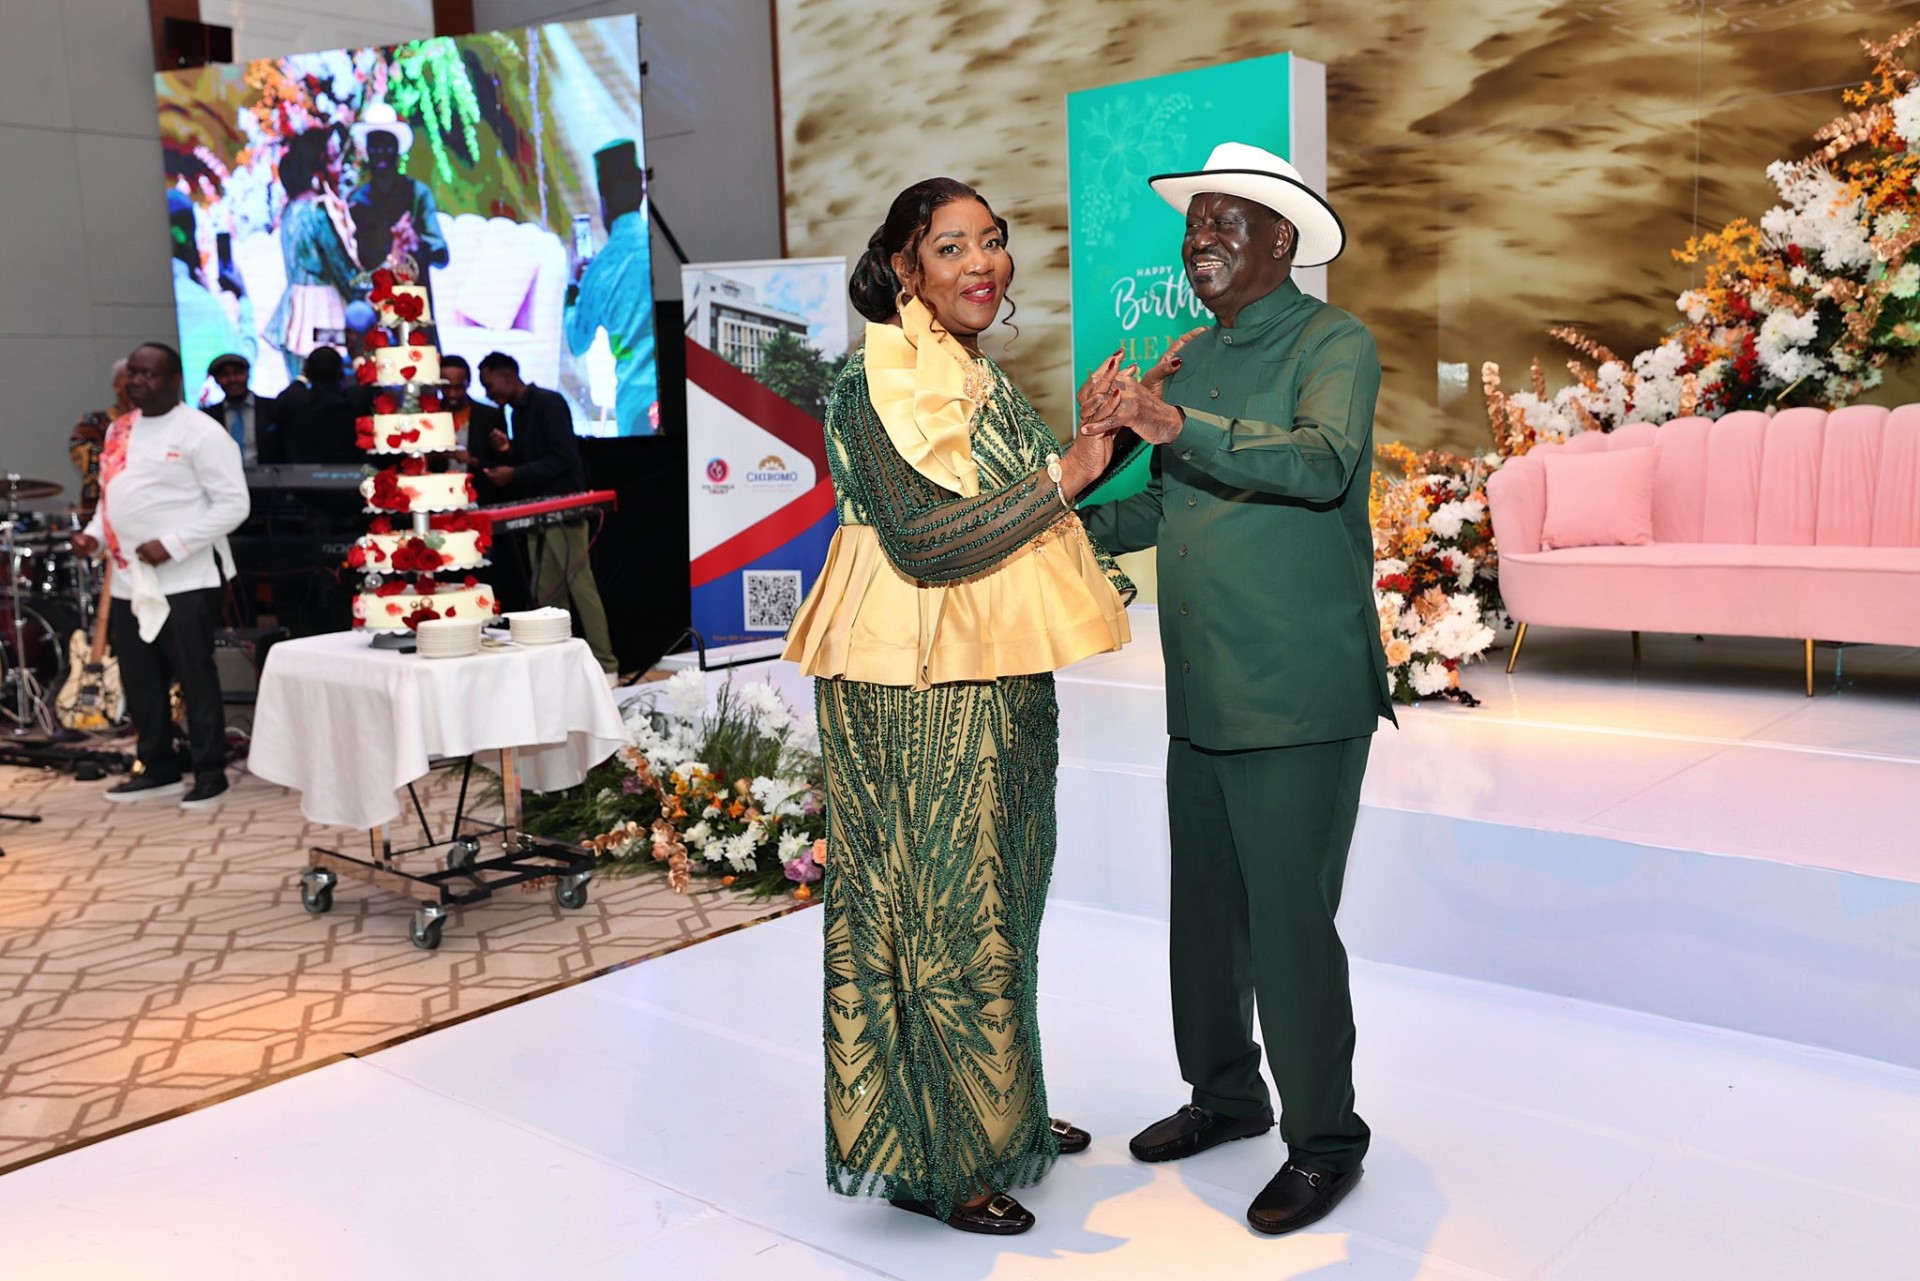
[{"xmin": 156, "ymin": 17, "xmax": 658, "ymax": 436}]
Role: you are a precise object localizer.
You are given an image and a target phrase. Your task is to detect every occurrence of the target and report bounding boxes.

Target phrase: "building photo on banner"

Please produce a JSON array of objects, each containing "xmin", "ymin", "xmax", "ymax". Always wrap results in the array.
[
  {"xmin": 683, "ymin": 258, "xmax": 846, "ymax": 658},
  {"xmin": 156, "ymin": 17, "xmax": 659, "ymax": 436}
]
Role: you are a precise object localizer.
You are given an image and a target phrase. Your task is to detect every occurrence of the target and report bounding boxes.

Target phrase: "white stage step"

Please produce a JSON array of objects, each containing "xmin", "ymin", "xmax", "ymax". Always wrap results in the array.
[
  {"xmin": 659, "ymin": 610, "xmax": 1920, "ymax": 1068},
  {"xmin": 1055, "ymin": 612, "xmax": 1920, "ymax": 1070}
]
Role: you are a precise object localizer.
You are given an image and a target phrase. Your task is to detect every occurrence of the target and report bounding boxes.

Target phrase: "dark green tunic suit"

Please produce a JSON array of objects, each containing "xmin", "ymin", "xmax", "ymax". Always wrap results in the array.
[{"xmin": 1082, "ymin": 278, "xmax": 1394, "ymax": 1175}]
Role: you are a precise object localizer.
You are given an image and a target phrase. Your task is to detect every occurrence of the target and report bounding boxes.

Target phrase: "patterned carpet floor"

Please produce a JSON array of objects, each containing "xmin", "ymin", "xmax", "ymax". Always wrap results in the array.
[{"xmin": 0, "ymin": 761, "xmax": 801, "ymax": 1174}]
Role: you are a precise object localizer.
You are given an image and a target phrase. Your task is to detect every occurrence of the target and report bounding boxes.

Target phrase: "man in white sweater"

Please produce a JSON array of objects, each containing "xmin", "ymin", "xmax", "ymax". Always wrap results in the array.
[{"xmin": 72, "ymin": 342, "xmax": 249, "ymax": 808}]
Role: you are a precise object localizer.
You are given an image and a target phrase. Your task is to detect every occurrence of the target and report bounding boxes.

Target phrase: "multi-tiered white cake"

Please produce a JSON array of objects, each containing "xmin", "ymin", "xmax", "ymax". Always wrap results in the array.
[{"xmin": 350, "ymin": 270, "xmax": 497, "ymax": 635}]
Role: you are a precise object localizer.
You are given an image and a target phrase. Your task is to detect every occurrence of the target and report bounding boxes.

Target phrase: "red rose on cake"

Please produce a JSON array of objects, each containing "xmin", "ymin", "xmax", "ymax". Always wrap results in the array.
[{"xmin": 367, "ymin": 467, "xmax": 412, "ymax": 512}]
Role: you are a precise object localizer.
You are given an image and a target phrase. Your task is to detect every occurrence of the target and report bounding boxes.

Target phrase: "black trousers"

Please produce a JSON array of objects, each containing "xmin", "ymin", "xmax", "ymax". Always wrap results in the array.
[{"xmin": 109, "ymin": 587, "xmax": 226, "ymax": 783}]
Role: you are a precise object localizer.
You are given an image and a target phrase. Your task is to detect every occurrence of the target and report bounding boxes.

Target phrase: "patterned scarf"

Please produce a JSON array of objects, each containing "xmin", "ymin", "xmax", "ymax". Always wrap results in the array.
[{"xmin": 96, "ymin": 411, "xmax": 136, "ymax": 568}]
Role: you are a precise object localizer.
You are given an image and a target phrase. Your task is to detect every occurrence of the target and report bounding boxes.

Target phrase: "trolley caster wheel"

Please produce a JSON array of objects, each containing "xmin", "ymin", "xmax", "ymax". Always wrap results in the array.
[
  {"xmin": 446, "ymin": 838, "xmax": 481, "ymax": 871},
  {"xmin": 301, "ymin": 882, "xmax": 333, "ymax": 914},
  {"xmin": 409, "ymin": 913, "xmax": 445, "ymax": 950},
  {"xmin": 555, "ymin": 877, "xmax": 590, "ymax": 910}
]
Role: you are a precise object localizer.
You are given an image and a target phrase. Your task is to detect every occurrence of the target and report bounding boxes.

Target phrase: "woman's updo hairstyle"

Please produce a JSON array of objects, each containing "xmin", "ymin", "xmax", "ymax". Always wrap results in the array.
[{"xmin": 848, "ymin": 176, "xmax": 1016, "ymax": 325}]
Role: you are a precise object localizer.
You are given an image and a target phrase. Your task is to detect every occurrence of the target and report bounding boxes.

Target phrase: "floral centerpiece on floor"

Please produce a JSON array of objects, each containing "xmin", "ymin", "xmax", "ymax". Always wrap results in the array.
[
  {"xmin": 519, "ymin": 671, "xmax": 826, "ymax": 899},
  {"xmin": 1483, "ymin": 21, "xmax": 1920, "ymax": 445},
  {"xmin": 1371, "ymin": 444, "xmax": 1503, "ymax": 704}
]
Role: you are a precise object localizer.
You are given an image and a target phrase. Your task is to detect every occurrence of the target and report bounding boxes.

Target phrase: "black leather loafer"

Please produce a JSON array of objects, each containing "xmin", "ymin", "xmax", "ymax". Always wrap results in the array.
[
  {"xmin": 890, "ymin": 1192, "xmax": 1035, "ymax": 1235},
  {"xmin": 1246, "ymin": 1161, "xmax": 1362, "ymax": 1235},
  {"xmin": 1129, "ymin": 1103, "xmax": 1275, "ymax": 1163},
  {"xmin": 1051, "ymin": 1117, "xmax": 1091, "ymax": 1155}
]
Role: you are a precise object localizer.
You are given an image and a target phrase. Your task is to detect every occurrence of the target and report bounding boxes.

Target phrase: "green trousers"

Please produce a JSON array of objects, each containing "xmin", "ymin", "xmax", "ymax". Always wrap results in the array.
[
  {"xmin": 1167, "ymin": 733, "xmax": 1372, "ymax": 1175},
  {"xmin": 531, "ymin": 520, "xmax": 618, "ymax": 673}
]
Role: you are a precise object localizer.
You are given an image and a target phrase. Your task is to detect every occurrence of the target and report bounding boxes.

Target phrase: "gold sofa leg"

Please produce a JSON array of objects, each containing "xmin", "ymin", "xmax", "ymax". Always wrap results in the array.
[
  {"xmin": 1805, "ymin": 639, "xmax": 1815, "ymax": 697},
  {"xmin": 1507, "ymin": 622, "xmax": 1529, "ymax": 674}
]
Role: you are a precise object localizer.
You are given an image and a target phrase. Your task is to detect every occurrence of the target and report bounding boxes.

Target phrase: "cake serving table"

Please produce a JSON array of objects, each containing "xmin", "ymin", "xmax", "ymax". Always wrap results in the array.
[{"xmin": 249, "ymin": 631, "xmax": 626, "ymax": 949}]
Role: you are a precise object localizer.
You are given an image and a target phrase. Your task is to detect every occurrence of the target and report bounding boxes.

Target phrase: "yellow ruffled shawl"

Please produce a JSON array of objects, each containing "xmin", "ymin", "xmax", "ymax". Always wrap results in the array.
[{"xmin": 782, "ymin": 300, "xmax": 1130, "ymax": 690}]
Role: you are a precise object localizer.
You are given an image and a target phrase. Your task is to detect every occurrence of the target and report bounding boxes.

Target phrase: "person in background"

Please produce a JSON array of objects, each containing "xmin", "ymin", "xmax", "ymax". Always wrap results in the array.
[
  {"xmin": 70, "ymin": 342, "xmax": 248, "ymax": 809},
  {"xmin": 349, "ymin": 103, "xmax": 448, "ymax": 275},
  {"xmin": 206, "ymin": 353, "xmax": 284, "ymax": 466},
  {"xmin": 475, "ymin": 351, "xmax": 618, "ymax": 676},
  {"xmin": 441, "ymin": 355, "xmax": 508, "ymax": 497},
  {"xmin": 274, "ymin": 347, "xmax": 367, "ymax": 467},
  {"xmin": 168, "ymin": 190, "xmax": 255, "ymax": 407},
  {"xmin": 442, "ymin": 354, "xmax": 531, "ymax": 613},
  {"xmin": 268, "ymin": 124, "xmax": 361, "ymax": 380},
  {"xmin": 70, "ymin": 358, "xmax": 134, "ymax": 523},
  {"xmin": 563, "ymin": 141, "xmax": 658, "ymax": 435}
]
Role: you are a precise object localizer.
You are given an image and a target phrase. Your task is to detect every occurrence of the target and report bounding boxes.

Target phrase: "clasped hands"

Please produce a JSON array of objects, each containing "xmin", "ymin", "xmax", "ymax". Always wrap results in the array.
[
  {"xmin": 1054, "ymin": 328, "xmax": 1207, "ymax": 501},
  {"xmin": 1076, "ymin": 327, "xmax": 1208, "ymax": 447}
]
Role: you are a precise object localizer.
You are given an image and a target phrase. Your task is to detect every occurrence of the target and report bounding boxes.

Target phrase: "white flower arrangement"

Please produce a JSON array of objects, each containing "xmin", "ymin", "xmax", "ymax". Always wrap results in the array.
[
  {"xmin": 528, "ymin": 675, "xmax": 826, "ymax": 897},
  {"xmin": 1372, "ymin": 446, "xmax": 1505, "ymax": 705}
]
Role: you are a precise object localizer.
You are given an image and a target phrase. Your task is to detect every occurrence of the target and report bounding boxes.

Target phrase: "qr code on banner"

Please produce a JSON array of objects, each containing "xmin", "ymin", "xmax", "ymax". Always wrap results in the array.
[{"xmin": 744, "ymin": 570, "xmax": 803, "ymax": 632}]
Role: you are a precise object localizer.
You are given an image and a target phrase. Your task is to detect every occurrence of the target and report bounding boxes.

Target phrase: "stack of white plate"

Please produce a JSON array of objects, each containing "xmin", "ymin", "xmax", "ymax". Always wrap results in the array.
[
  {"xmin": 504, "ymin": 606, "xmax": 572, "ymax": 646},
  {"xmin": 415, "ymin": 616, "xmax": 483, "ymax": 659}
]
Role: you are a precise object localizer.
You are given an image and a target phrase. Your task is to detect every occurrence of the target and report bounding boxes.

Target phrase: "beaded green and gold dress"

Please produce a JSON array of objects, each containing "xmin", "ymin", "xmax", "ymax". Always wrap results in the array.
[{"xmin": 783, "ymin": 300, "xmax": 1132, "ymax": 1218}]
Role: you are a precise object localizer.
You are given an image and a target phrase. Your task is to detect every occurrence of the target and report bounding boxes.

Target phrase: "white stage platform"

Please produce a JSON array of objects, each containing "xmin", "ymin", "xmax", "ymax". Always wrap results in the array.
[
  {"xmin": 4, "ymin": 902, "xmax": 1916, "ymax": 1279},
  {"xmin": 9, "ymin": 617, "xmax": 1920, "ymax": 1277},
  {"xmin": 664, "ymin": 610, "xmax": 1920, "ymax": 1070}
]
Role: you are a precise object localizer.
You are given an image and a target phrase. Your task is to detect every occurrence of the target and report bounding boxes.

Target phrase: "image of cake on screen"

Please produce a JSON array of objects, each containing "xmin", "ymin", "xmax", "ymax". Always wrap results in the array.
[{"xmin": 155, "ymin": 17, "xmax": 659, "ymax": 436}]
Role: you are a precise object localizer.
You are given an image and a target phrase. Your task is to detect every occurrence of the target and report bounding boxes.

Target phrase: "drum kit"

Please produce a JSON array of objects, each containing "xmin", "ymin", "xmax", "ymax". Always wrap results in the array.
[{"xmin": 1, "ymin": 473, "xmax": 102, "ymax": 736}]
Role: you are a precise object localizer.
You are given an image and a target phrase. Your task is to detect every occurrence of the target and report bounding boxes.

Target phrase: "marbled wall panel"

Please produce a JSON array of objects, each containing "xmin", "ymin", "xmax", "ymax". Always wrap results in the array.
[
  {"xmin": 1700, "ymin": 1, "xmax": 1920, "ymax": 104},
  {"xmin": 778, "ymin": 0, "xmax": 1920, "ymax": 455}
]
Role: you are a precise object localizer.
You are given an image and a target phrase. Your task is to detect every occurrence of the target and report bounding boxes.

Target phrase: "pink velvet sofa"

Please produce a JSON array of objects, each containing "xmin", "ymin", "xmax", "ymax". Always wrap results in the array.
[{"xmin": 1486, "ymin": 403, "xmax": 1920, "ymax": 694}]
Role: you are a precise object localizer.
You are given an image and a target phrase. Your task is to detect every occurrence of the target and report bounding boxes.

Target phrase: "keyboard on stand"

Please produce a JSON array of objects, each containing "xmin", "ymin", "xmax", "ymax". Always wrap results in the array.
[
  {"xmin": 244, "ymin": 464, "xmax": 368, "ymax": 492},
  {"xmin": 478, "ymin": 490, "xmax": 619, "ymax": 532}
]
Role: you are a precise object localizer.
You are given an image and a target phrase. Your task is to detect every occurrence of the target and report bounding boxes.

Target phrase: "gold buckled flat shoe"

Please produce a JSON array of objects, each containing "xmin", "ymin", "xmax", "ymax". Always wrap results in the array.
[
  {"xmin": 1051, "ymin": 1116, "xmax": 1091, "ymax": 1155},
  {"xmin": 890, "ymin": 1191, "xmax": 1035, "ymax": 1235}
]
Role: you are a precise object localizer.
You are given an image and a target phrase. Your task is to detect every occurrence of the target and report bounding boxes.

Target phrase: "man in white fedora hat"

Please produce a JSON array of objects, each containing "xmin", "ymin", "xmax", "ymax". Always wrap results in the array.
[
  {"xmin": 1079, "ymin": 140, "xmax": 1393, "ymax": 1236},
  {"xmin": 349, "ymin": 102, "xmax": 448, "ymax": 274}
]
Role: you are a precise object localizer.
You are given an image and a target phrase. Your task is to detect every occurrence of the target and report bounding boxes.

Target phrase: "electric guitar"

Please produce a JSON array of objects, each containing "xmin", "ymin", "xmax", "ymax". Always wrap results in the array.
[{"xmin": 56, "ymin": 563, "xmax": 122, "ymax": 731}]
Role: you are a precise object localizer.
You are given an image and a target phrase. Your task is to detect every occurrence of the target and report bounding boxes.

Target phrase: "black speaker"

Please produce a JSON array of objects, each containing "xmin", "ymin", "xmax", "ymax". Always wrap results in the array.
[
  {"xmin": 161, "ymin": 18, "xmax": 234, "ymax": 70},
  {"xmin": 215, "ymin": 626, "xmax": 287, "ymax": 702}
]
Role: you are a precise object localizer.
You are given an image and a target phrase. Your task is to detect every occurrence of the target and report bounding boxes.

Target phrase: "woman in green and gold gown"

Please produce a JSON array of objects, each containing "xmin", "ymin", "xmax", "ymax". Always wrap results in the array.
[{"xmin": 783, "ymin": 178, "xmax": 1133, "ymax": 1235}]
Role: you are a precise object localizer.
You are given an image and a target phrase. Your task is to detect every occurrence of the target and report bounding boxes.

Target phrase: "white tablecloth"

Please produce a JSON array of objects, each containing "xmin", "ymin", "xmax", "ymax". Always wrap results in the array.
[{"xmin": 249, "ymin": 632, "xmax": 627, "ymax": 830}]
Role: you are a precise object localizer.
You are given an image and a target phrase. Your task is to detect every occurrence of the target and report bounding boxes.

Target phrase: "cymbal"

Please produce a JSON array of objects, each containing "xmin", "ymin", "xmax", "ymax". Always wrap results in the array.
[{"xmin": 0, "ymin": 478, "xmax": 64, "ymax": 501}]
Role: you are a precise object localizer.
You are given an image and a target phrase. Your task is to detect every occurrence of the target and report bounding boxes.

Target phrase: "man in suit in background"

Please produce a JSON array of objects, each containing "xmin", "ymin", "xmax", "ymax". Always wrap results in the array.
[
  {"xmin": 475, "ymin": 351, "xmax": 618, "ymax": 676},
  {"xmin": 206, "ymin": 353, "xmax": 283, "ymax": 465}
]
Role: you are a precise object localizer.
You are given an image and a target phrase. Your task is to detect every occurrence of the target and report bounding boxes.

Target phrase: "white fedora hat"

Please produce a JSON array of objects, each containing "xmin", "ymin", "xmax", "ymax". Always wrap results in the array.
[
  {"xmin": 351, "ymin": 102, "xmax": 414, "ymax": 157},
  {"xmin": 1149, "ymin": 141, "xmax": 1346, "ymax": 268}
]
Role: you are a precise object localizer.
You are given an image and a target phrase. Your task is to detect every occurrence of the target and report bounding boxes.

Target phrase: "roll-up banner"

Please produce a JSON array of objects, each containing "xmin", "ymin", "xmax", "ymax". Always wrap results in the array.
[{"xmin": 682, "ymin": 258, "xmax": 847, "ymax": 660}]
